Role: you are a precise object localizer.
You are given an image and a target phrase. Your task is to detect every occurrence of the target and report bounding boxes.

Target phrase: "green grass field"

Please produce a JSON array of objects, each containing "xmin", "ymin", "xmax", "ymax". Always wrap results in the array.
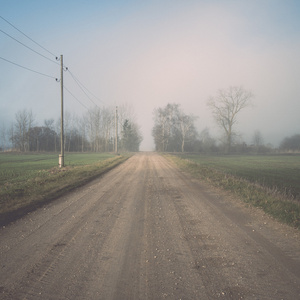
[
  {"xmin": 168, "ymin": 154, "xmax": 300, "ymax": 228},
  {"xmin": 0, "ymin": 152, "xmax": 129, "ymax": 225},
  {"xmin": 0, "ymin": 152, "xmax": 115, "ymax": 186},
  {"xmin": 177, "ymin": 154, "xmax": 300, "ymax": 200}
]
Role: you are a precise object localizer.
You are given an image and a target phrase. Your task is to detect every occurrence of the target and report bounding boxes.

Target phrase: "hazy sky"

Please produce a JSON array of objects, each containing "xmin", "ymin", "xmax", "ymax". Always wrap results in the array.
[{"xmin": 1, "ymin": 0, "xmax": 300, "ymax": 150}]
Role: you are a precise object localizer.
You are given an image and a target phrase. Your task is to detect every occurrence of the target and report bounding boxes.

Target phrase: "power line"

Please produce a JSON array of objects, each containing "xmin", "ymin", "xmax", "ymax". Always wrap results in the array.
[
  {"xmin": 67, "ymin": 69, "xmax": 105, "ymax": 106},
  {"xmin": 0, "ymin": 15, "xmax": 57, "ymax": 58},
  {"xmin": 1, "ymin": 17, "xmax": 106, "ymax": 113},
  {"xmin": 1, "ymin": 16, "xmax": 106, "ymax": 110},
  {"xmin": 63, "ymin": 85, "xmax": 89, "ymax": 110},
  {"xmin": 0, "ymin": 28, "xmax": 59, "ymax": 65},
  {"xmin": 67, "ymin": 70, "xmax": 99, "ymax": 107},
  {"xmin": 0, "ymin": 56, "xmax": 58, "ymax": 79}
]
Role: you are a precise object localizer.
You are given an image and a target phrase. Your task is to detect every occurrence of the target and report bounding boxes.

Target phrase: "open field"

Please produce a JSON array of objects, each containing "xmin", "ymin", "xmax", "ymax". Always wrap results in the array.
[
  {"xmin": 167, "ymin": 154, "xmax": 300, "ymax": 228},
  {"xmin": 0, "ymin": 152, "xmax": 131, "ymax": 225},
  {"xmin": 0, "ymin": 152, "xmax": 116, "ymax": 184},
  {"xmin": 176, "ymin": 154, "xmax": 300, "ymax": 200}
]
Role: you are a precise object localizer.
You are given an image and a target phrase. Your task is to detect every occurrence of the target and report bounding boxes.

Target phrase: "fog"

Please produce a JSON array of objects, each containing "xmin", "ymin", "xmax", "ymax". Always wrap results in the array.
[{"xmin": 1, "ymin": 1, "xmax": 300, "ymax": 150}]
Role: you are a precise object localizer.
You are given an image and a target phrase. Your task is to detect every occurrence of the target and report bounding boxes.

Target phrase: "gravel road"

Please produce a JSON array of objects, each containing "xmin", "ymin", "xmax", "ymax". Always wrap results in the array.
[{"xmin": 1, "ymin": 152, "xmax": 299, "ymax": 299}]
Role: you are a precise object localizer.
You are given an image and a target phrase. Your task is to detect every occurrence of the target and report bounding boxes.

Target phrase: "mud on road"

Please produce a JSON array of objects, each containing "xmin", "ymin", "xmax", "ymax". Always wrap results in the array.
[{"xmin": 1, "ymin": 152, "xmax": 299, "ymax": 299}]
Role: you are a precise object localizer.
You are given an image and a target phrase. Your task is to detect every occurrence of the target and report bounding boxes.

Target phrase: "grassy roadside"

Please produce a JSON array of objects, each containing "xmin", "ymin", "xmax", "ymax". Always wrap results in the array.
[
  {"xmin": 0, "ymin": 154, "xmax": 131, "ymax": 226},
  {"xmin": 165, "ymin": 154, "xmax": 300, "ymax": 229}
]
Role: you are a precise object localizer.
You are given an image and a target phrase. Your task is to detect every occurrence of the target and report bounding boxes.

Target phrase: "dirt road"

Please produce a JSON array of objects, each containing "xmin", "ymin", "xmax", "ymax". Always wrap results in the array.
[{"xmin": 1, "ymin": 153, "xmax": 299, "ymax": 299}]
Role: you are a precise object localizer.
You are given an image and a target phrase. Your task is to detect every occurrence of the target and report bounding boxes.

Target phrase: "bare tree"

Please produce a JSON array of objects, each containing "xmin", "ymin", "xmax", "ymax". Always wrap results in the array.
[
  {"xmin": 44, "ymin": 119, "xmax": 55, "ymax": 151},
  {"xmin": 78, "ymin": 115, "xmax": 88, "ymax": 152},
  {"xmin": 13, "ymin": 109, "xmax": 35, "ymax": 151},
  {"xmin": 102, "ymin": 107, "xmax": 114, "ymax": 152},
  {"xmin": 199, "ymin": 127, "xmax": 216, "ymax": 153},
  {"xmin": 86, "ymin": 107, "xmax": 102, "ymax": 152},
  {"xmin": 152, "ymin": 104, "xmax": 180, "ymax": 152},
  {"xmin": 207, "ymin": 86, "xmax": 253, "ymax": 153},
  {"xmin": 152, "ymin": 107, "xmax": 170, "ymax": 152},
  {"xmin": 152, "ymin": 103, "xmax": 197, "ymax": 152},
  {"xmin": 178, "ymin": 113, "xmax": 197, "ymax": 152},
  {"xmin": 8, "ymin": 123, "xmax": 14, "ymax": 150},
  {"xmin": 118, "ymin": 103, "xmax": 137, "ymax": 127},
  {"xmin": 64, "ymin": 112, "xmax": 81, "ymax": 152},
  {"xmin": 252, "ymin": 130, "xmax": 264, "ymax": 150},
  {"xmin": 0, "ymin": 123, "xmax": 6, "ymax": 151}
]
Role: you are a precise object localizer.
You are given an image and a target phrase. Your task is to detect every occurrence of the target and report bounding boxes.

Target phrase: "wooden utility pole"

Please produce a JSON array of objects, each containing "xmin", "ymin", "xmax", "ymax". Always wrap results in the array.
[
  {"xmin": 59, "ymin": 54, "xmax": 64, "ymax": 168},
  {"xmin": 115, "ymin": 106, "xmax": 118, "ymax": 153}
]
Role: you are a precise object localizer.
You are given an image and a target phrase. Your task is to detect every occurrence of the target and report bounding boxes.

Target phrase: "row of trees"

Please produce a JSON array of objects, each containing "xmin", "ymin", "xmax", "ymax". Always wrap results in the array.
[
  {"xmin": 151, "ymin": 103, "xmax": 222, "ymax": 153},
  {"xmin": 152, "ymin": 86, "xmax": 254, "ymax": 153},
  {"xmin": 152, "ymin": 103, "xmax": 198, "ymax": 152},
  {"xmin": 0, "ymin": 104, "xmax": 143, "ymax": 152},
  {"xmin": 1, "ymin": 85, "xmax": 299, "ymax": 153},
  {"xmin": 152, "ymin": 86, "xmax": 299, "ymax": 153}
]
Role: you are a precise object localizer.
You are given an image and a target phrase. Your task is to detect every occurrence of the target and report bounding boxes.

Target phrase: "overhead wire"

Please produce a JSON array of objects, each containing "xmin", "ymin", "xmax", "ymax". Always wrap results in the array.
[
  {"xmin": 67, "ymin": 70, "xmax": 99, "ymax": 108},
  {"xmin": 0, "ymin": 28, "xmax": 59, "ymax": 65},
  {"xmin": 0, "ymin": 15, "xmax": 58, "ymax": 59},
  {"xmin": 1, "ymin": 15, "xmax": 103, "ymax": 111},
  {"xmin": 0, "ymin": 56, "xmax": 58, "ymax": 79},
  {"xmin": 0, "ymin": 16, "xmax": 59, "ymax": 79},
  {"xmin": 64, "ymin": 85, "xmax": 89, "ymax": 110},
  {"xmin": 67, "ymin": 69, "xmax": 105, "ymax": 106}
]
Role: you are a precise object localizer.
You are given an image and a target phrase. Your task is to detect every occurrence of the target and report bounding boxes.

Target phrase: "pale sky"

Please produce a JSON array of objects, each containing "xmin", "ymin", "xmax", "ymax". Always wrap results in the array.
[{"xmin": 1, "ymin": 0, "xmax": 300, "ymax": 150}]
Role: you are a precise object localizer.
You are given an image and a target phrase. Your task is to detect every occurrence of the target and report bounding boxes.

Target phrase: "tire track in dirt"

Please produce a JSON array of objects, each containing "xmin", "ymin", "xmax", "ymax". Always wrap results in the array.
[{"xmin": 147, "ymin": 155, "xmax": 244, "ymax": 299}]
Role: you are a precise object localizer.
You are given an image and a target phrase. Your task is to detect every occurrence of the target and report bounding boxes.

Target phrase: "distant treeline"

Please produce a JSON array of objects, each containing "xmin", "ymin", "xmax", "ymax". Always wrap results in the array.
[
  {"xmin": 1, "ymin": 102, "xmax": 299, "ymax": 154},
  {"xmin": 151, "ymin": 103, "xmax": 300, "ymax": 154},
  {"xmin": 0, "ymin": 104, "xmax": 143, "ymax": 153},
  {"xmin": 150, "ymin": 86, "xmax": 299, "ymax": 154}
]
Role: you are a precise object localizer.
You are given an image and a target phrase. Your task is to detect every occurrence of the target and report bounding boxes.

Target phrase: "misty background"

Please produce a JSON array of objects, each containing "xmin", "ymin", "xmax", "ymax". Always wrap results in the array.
[{"xmin": 1, "ymin": 0, "xmax": 300, "ymax": 151}]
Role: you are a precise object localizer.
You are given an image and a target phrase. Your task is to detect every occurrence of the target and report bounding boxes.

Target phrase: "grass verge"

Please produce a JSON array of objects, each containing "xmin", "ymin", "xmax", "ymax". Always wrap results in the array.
[
  {"xmin": 0, "ymin": 154, "xmax": 131, "ymax": 226},
  {"xmin": 165, "ymin": 154, "xmax": 300, "ymax": 229}
]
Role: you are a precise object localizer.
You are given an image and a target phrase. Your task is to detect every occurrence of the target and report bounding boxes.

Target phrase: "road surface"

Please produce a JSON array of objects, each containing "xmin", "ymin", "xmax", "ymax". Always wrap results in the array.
[{"xmin": 1, "ymin": 152, "xmax": 299, "ymax": 299}]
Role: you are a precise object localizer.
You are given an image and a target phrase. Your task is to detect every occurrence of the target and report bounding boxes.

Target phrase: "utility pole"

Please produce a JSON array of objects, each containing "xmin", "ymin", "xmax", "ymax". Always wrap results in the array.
[
  {"xmin": 59, "ymin": 54, "xmax": 64, "ymax": 168},
  {"xmin": 115, "ymin": 106, "xmax": 118, "ymax": 153}
]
